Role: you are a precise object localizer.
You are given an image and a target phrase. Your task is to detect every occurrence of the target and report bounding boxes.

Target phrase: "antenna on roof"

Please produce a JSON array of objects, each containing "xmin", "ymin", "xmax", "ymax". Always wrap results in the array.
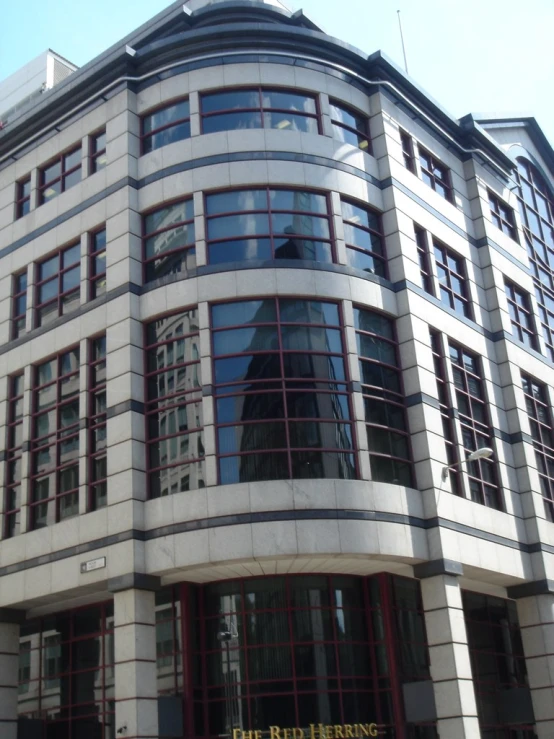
[{"xmin": 397, "ymin": 10, "xmax": 409, "ymax": 74}]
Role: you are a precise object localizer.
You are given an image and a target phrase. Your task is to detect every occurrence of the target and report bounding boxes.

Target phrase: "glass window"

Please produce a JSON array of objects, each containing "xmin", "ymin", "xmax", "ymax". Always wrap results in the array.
[
  {"xmin": 488, "ymin": 190, "xmax": 517, "ymax": 241},
  {"xmin": 4, "ymin": 374, "xmax": 24, "ymax": 538},
  {"xmin": 143, "ymin": 198, "xmax": 195, "ymax": 283},
  {"xmin": 521, "ymin": 373, "xmax": 554, "ymax": 521},
  {"xmin": 399, "ymin": 130, "xmax": 416, "ymax": 173},
  {"xmin": 212, "ymin": 297, "xmax": 356, "ymax": 484},
  {"xmin": 145, "ymin": 309, "xmax": 205, "ymax": 497},
  {"xmin": 89, "ymin": 336, "xmax": 107, "ymax": 510},
  {"xmin": 504, "ymin": 280, "xmax": 538, "ymax": 349},
  {"xmin": 341, "ymin": 199, "xmax": 386, "ymax": 277},
  {"xmin": 433, "ymin": 240, "xmax": 472, "ymax": 318},
  {"xmin": 38, "ymin": 146, "xmax": 82, "ymax": 204},
  {"xmin": 205, "ymin": 188, "xmax": 333, "ymax": 265},
  {"xmin": 90, "ymin": 129, "xmax": 107, "ymax": 173},
  {"xmin": 329, "ymin": 100, "xmax": 371, "ymax": 153},
  {"xmin": 142, "ymin": 99, "xmax": 191, "ymax": 154},
  {"xmin": 90, "ymin": 228, "xmax": 107, "ymax": 299},
  {"xmin": 16, "ymin": 176, "xmax": 31, "ymax": 218},
  {"xmin": 35, "ymin": 243, "xmax": 81, "ymax": 327},
  {"xmin": 418, "ymin": 146, "xmax": 452, "ymax": 202},
  {"xmin": 414, "ymin": 225, "xmax": 433, "ymax": 295},
  {"xmin": 201, "ymin": 87, "xmax": 319, "ymax": 135},
  {"xmin": 12, "ymin": 270, "xmax": 27, "ymax": 340}
]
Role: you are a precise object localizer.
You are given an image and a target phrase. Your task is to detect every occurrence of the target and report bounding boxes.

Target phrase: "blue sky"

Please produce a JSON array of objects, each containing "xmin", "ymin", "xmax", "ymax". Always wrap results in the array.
[{"xmin": 1, "ymin": 0, "xmax": 553, "ymax": 145}]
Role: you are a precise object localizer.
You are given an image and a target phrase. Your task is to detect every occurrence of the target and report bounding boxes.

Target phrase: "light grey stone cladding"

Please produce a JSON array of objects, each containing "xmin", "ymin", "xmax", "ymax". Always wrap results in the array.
[{"xmin": 0, "ymin": 1, "xmax": 553, "ymax": 737}]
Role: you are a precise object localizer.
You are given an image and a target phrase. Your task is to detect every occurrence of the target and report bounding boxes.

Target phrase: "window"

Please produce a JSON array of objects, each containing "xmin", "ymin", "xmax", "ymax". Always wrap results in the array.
[
  {"xmin": 145, "ymin": 309, "xmax": 205, "ymax": 497},
  {"xmin": 18, "ymin": 603, "xmax": 115, "ymax": 738},
  {"xmin": 143, "ymin": 199, "xmax": 195, "ymax": 283},
  {"xmin": 329, "ymin": 100, "xmax": 371, "ymax": 152},
  {"xmin": 488, "ymin": 190, "xmax": 517, "ymax": 240},
  {"xmin": 89, "ymin": 336, "xmax": 107, "ymax": 510},
  {"xmin": 463, "ymin": 591, "xmax": 535, "ymax": 737},
  {"xmin": 418, "ymin": 146, "xmax": 452, "ymax": 202},
  {"xmin": 212, "ymin": 298, "xmax": 356, "ymax": 484},
  {"xmin": 141, "ymin": 99, "xmax": 190, "ymax": 154},
  {"xmin": 38, "ymin": 146, "xmax": 82, "ymax": 204},
  {"xmin": 30, "ymin": 348, "xmax": 80, "ymax": 529},
  {"xmin": 4, "ymin": 374, "xmax": 24, "ymax": 538},
  {"xmin": 35, "ymin": 242, "xmax": 81, "ymax": 326},
  {"xmin": 205, "ymin": 188, "xmax": 333, "ymax": 264},
  {"xmin": 90, "ymin": 129, "xmax": 107, "ymax": 173},
  {"xmin": 16, "ymin": 176, "xmax": 31, "ymax": 218},
  {"xmin": 430, "ymin": 331, "xmax": 460, "ymax": 495},
  {"xmin": 414, "ymin": 225, "xmax": 433, "ymax": 295},
  {"xmin": 400, "ymin": 129, "xmax": 416, "ymax": 173},
  {"xmin": 201, "ymin": 88, "xmax": 319, "ymax": 134},
  {"xmin": 504, "ymin": 281, "xmax": 538, "ymax": 349},
  {"xmin": 433, "ymin": 241, "xmax": 472, "ymax": 318},
  {"xmin": 521, "ymin": 373, "xmax": 554, "ymax": 521},
  {"xmin": 12, "ymin": 270, "xmax": 27, "ymax": 339},
  {"xmin": 155, "ymin": 588, "xmax": 183, "ymax": 695},
  {"xmin": 515, "ymin": 157, "xmax": 554, "ymax": 360},
  {"xmin": 89, "ymin": 228, "xmax": 107, "ymax": 299},
  {"xmin": 341, "ymin": 199, "xmax": 386, "ymax": 276},
  {"xmin": 355, "ymin": 307, "xmax": 412, "ymax": 486},
  {"xmin": 448, "ymin": 341, "xmax": 500, "ymax": 509}
]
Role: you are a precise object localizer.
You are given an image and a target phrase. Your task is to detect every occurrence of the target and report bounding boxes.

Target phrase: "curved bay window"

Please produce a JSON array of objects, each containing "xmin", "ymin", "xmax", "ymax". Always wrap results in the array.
[
  {"xmin": 201, "ymin": 88, "xmax": 319, "ymax": 134},
  {"xmin": 341, "ymin": 200, "xmax": 386, "ymax": 277},
  {"xmin": 143, "ymin": 198, "xmax": 195, "ymax": 283},
  {"xmin": 205, "ymin": 188, "xmax": 333, "ymax": 264},
  {"xmin": 212, "ymin": 298, "xmax": 356, "ymax": 484},
  {"xmin": 189, "ymin": 574, "xmax": 435, "ymax": 738},
  {"xmin": 17, "ymin": 602, "xmax": 115, "ymax": 739},
  {"xmin": 330, "ymin": 100, "xmax": 371, "ymax": 153},
  {"xmin": 515, "ymin": 157, "xmax": 554, "ymax": 360},
  {"xmin": 141, "ymin": 99, "xmax": 191, "ymax": 154},
  {"xmin": 354, "ymin": 307, "xmax": 412, "ymax": 486},
  {"xmin": 145, "ymin": 308, "xmax": 205, "ymax": 497}
]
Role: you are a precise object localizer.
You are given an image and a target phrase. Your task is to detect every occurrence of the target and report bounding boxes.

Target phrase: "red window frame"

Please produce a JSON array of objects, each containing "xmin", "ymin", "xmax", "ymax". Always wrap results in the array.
[
  {"xmin": 89, "ymin": 227, "xmax": 107, "ymax": 299},
  {"xmin": 418, "ymin": 146, "xmax": 453, "ymax": 203},
  {"xmin": 414, "ymin": 225, "xmax": 434, "ymax": 295},
  {"xmin": 205, "ymin": 187, "xmax": 334, "ymax": 265},
  {"xmin": 141, "ymin": 98, "xmax": 191, "ymax": 155},
  {"xmin": 145, "ymin": 308, "xmax": 205, "ymax": 498},
  {"xmin": 4, "ymin": 373, "xmax": 24, "ymax": 539},
  {"xmin": 448, "ymin": 341, "xmax": 501, "ymax": 510},
  {"xmin": 200, "ymin": 86, "xmax": 320, "ymax": 135},
  {"xmin": 142, "ymin": 198, "xmax": 195, "ymax": 284},
  {"xmin": 90, "ymin": 129, "xmax": 107, "ymax": 173},
  {"xmin": 329, "ymin": 99, "xmax": 372, "ymax": 153},
  {"xmin": 521, "ymin": 373, "xmax": 554, "ymax": 521},
  {"xmin": 433, "ymin": 240, "xmax": 472, "ymax": 318},
  {"xmin": 12, "ymin": 269, "xmax": 27, "ymax": 339},
  {"xmin": 504, "ymin": 280, "xmax": 538, "ymax": 350},
  {"xmin": 341, "ymin": 198, "xmax": 387, "ymax": 277},
  {"xmin": 355, "ymin": 306, "xmax": 413, "ymax": 487},
  {"xmin": 211, "ymin": 296, "xmax": 357, "ymax": 485},
  {"xmin": 488, "ymin": 190, "xmax": 517, "ymax": 241},
  {"xmin": 38, "ymin": 145, "xmax": 82, "ymax": 205},
  {"xmin": 17, "ymin": 601, "xmax": 115, "ymax": 739},
  {"xmin": 30, "ymin": 347, "xmax": 81, "ymax": 529},
  {"xmin": 16, "ymin": 175, "xmax": 31, "ymax": 218},
  {"xmin": 35, "ymin": 242, "xmax": 81, "ymax": 327},
  {"xmin": 88, "ymin": 335, "xmax": 107, "ymax": 510}
]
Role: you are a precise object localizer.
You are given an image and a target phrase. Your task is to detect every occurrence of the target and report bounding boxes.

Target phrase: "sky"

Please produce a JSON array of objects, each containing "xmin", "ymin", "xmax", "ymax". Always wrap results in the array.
[{"xmin": 1, "ymin": 0, "xmax": 553, "ymax": 145}]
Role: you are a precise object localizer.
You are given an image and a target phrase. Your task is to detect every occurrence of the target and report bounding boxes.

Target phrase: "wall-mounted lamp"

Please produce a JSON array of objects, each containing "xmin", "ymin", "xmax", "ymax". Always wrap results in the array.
[{"xmin": 441, "ymin": 447, "xmax": 494, "ymax": 482}]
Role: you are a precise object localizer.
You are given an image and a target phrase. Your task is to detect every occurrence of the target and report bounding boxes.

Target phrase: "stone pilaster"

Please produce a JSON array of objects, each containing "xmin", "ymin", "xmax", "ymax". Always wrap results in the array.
[
  {"xmin": 111, "ymin": 577, "xmax": 159, "ymax": 739},
  {"xmin": 417, "ymin": 569, "xmax": 480, "ymax": 739},
  {"xmin": 515, "ymin": 591, "xmax": 554, "ymax": 738}
]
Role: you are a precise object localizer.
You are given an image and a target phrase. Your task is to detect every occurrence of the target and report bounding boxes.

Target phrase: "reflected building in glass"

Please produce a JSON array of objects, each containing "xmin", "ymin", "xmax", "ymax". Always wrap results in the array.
[{"xmin": 0, "ymin": 1, "xmax": 553, "ymax": 738}]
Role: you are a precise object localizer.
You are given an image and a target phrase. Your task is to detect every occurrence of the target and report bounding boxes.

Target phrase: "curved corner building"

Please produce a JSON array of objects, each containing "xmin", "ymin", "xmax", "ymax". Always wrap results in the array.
[{"xmin": 0, "ymin": 2, "xmax": 553, "ymax": 738}]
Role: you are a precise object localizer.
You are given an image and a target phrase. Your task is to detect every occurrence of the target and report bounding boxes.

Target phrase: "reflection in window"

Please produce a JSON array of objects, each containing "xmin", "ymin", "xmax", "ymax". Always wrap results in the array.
[
  {"xmin": 329, "ymin": 100, "xmax": 371, "ymax": 152},
  {"xmin": 31, "ymin": 348, "xmax": 81, "ymax": 529},
  {"xmin": 433, "ymin": 241, "xmax": 472, "ymax": 318},
  {"xmin": 90, "ymin": 130, "xmax": 107, "ymax": 173},
  {"xmin": 201, "ymin": 88, "xmax": 319, "ymax": 134},
  {"xmin": 418, "ymin": 147, "xmax": 452, "ymax": 202},
  {"xmin": 89, "ymin": 336, "xmax": 107, "ymax": 510},
  {"xmin": 12, "ymin": 270, "xmax": 27, "ymax": 339},
  {"xmin": 38, "ymin": 146, "xmax": 82, "ymax": 204},
  {"xmin": 341, "ymin": 199, "xmax": 386, "ymax": 277},
  {"xmin": 206, "ymin": 188, "xmax": 333, "ymax": 264},
  {"xmin": 504, "ymin": 281, "xmax": 538, "ymax": 349},
  {"xmin": 4, "ymin": 374, "xmax": 24, "ymax": 538},
  {"xmin": 146, "ymin": 308, "xmax": 205, "ymax": 497},
  {"xmin": 143, "ymin": 199, "xmax": 195, "ymax": 283},
  {"xmin": 521, "ymin": 373, "xmax": 554, "ymax": 521},
  {"xmin": 142, "ymin": 99, "xmax": 191, "ymax": 153},
  {"xmin": 488, "ymin": 190, "xmax": 517, "ymax": 241},
  {"xmin": 35, "ymin": 242, "xmax": 81, "ymax": 327},
  {"xmin": 515, "ymin": 157, "xmax": 554, "ymax": 360},
  {"xmin": 212, "ymin": 298, "xmax": 356, "ymax": 484},
  {"xmin": 16, "ymin": 175, "xmax": 31, "ymax": 218},
  {"xmin": 354, "ymin": 307, "xmax": 412, "ymax": 486},
  {"xmin": 89, "ymin": 227, "xmax": 107, "ymax": 299}
]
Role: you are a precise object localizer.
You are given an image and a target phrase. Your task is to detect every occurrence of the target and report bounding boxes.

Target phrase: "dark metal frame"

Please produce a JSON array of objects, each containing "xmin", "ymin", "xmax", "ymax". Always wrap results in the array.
[
  {"xmin": 414, "ymin": 225, "xmax": 434, "ymax": 295},
  {"xmin": 4, "ymin": 373, "xmax": 24, "ymax": 538},
  {"xmin": 504, "ymin": 280, "xmax": 538, "ymax": 350},
  {"xmin": 140, "ymin": 98, "xmax": 191, "ymax": 155},
  {"xmin": 35, "ymin": 242, "xmax": 81, "ymax": 327},
  {"xmin": 488, "ymin": 190, "xmax": 517, "ymax": 241},
  {"xmin": 418, "ymin": 146, "xmax": 453, "ymax": 203},
  {"xmin": 90, "ymin": 129, "xmax": 107, "ymax": 173},
  {"xmin": 329, "ymin": 99, "xmax": 372, "ymax": 154},
  {"xmin": 142, "ymin": 197, "xmax": 195, "ymax": 284},
  {"xmin": 88, "ymin": 335, "xmax": 107, "ymax": 510},
  {"xmin": 521, "ymin": 372, "xmax": 554, "ymax": 521},
  {"xmin": 11, "ymin": 269, "xmax": 27, "ymax": 340},
  {"xmin": 341, "ymin": 198, "xmax": 387, "ymax": 278},
  {"xmin": 89, "ymin": 227, "xmax": 107, "ymax": 300},
  {"xmin": 38, "ymin": 145, "xmax": 82, "ymax": 205},
  {"xmin": 15, "ymin": 175, "xmax": 31, "ymax": 218},
  {"xmin": 432, "ymin": 240, "xmax": 472, "ymax": 319}
]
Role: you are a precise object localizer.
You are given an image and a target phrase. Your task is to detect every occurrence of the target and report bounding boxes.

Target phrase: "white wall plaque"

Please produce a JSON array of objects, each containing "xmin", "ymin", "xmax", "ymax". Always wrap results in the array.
[{"xmin": 80, "ymin": 557, "xmax": 106, "ymax": 573}]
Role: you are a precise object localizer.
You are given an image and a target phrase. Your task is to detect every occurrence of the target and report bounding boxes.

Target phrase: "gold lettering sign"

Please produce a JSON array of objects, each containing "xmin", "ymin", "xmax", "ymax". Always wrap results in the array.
[{"xmin": 233, "ymin": 724, "xmax": 381, "ymax": 739}]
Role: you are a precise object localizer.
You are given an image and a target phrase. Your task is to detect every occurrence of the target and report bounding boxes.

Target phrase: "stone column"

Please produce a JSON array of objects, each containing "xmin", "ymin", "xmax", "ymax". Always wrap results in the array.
[
  {"xmin": 416, "ymin": 563, "xmax": 480, "ymax": 739},
  {"xmin": 514, "ymin": 591, "xmax": 554, "ymax": 738},
  {"xmin": 111, "ymin": 575, "xmax": 160, "ymax": 739},
  {"xmin": 0, "ymin": 609, "xmax": 24, "ymax": 739}
]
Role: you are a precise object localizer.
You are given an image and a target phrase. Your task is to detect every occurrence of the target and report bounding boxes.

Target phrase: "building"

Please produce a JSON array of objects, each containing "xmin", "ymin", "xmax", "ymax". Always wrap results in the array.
[{"xmin": 0, "ymin": 1, "xmax": 553, "ymax": 737}]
